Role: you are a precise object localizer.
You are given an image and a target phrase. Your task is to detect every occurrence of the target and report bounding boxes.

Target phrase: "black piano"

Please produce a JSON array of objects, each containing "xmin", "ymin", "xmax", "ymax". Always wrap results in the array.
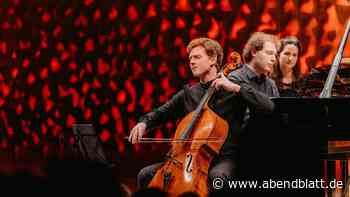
[
  {"xmin": 237, "ymin": 21, "xmax": 350, "ymax": 196},
  {"xmin": 238, "ymin": 97, "xmax": 350, "ymax": 196}
]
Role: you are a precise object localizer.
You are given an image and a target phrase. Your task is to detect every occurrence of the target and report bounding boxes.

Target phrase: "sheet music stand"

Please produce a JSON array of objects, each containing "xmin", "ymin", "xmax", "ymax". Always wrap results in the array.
[{"xmin": 68, "ymin": 123, "xmax": 113, "ymax": 167}]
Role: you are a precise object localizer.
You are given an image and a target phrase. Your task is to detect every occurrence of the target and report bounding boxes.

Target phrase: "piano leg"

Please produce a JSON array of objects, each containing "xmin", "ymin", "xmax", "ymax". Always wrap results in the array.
[
  {"xmin": 342, "ymin": 159, "xmax": 350, "ymax": 197},
  {"xmin": 330, "ymin": 160, "xmax": 348, "ymax": 197}
]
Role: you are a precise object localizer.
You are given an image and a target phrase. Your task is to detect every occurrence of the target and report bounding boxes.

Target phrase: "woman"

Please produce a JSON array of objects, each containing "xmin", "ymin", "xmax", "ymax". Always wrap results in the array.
[{"xmin": 273, "ymin": 36, "xmax": 302, "ymax": 97}]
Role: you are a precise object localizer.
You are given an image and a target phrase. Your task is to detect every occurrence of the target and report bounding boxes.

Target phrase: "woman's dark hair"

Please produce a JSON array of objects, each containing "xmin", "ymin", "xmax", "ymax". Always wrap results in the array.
[{"xmin": 273, "ymin": 36, "xmax": 302, "ymax": 81}]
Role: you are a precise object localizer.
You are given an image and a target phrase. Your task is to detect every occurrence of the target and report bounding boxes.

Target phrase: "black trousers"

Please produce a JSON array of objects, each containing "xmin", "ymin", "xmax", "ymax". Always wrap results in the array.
[{"xmin": 137, "ymin": 156, "xmax": 237, "ymax": 196}]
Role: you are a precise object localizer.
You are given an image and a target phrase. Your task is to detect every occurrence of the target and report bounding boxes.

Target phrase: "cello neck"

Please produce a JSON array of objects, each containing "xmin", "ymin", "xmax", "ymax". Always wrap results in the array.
[
  {"xmin": 180, "ymin": 52, "xmax": 242, "ymax": 139},
  {"xmin": 180, "ymin": 86, "xmax": 215, "ymax": 139}
]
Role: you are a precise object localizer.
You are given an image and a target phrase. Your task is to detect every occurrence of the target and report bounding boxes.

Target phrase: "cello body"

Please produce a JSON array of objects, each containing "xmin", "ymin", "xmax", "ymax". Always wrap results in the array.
[{"xmin": 148, "ymin": 105, "xmax": 228, "ymax": 197}]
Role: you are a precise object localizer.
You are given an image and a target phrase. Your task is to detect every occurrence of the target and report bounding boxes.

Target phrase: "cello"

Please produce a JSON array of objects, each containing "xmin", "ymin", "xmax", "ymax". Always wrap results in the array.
[{"xmin": 144, "ymin": 52, "xmax": 242, "ymax": 196}]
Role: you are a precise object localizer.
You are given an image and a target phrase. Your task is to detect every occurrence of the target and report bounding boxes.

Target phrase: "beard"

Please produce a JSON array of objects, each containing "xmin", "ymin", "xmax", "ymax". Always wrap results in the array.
[
  {"xmin": 265, "ymin": 63, "xmax": 273, "ymax": 73},
  {"xmin": 257, "ymin": 62, "xmax": 273, "ymax": 75},
  {"xmin": 191, "ymin": 65, "xmax": 212, "ymax": 78},
  {"xmin": 191, "ymin": 68, "xmax": 201, "ymax": 77}
]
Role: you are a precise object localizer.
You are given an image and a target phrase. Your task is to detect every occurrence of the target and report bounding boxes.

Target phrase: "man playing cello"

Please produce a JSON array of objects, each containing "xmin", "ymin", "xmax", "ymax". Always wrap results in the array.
[{"xmin": 128, "ymin": 34, "xmax": 279, "ymax": 195}]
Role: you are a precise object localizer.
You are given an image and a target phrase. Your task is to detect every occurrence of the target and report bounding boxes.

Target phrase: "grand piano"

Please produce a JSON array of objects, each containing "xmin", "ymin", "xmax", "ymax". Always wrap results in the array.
[{"xmin": 238, "ymin": 22, "xmax": 350, "ymax": 196}]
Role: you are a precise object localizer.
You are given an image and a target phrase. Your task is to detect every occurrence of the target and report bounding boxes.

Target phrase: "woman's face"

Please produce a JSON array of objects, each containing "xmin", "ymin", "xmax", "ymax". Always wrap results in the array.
[{"xmin": 279, "ymin": 44, "xmax": 299, "ymax": 70}]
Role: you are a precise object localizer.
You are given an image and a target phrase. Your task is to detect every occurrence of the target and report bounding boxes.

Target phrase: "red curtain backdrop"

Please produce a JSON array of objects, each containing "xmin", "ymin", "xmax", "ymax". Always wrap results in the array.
[{"xmin": 0, "ymin": 0, "xmax": 349, "ymax": 158}]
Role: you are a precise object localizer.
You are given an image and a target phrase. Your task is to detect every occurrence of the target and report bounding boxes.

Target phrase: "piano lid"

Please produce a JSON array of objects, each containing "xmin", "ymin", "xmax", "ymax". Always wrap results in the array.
[{"xmin": 319, "ymin": 20, "xmax": 350, "ymax": 98}]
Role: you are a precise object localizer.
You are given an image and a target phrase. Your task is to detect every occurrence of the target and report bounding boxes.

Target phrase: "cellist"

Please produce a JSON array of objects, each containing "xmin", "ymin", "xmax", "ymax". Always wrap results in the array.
[{"xmin": 128, "ymin": 35, "xmax": 279, "ymax": 195}]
